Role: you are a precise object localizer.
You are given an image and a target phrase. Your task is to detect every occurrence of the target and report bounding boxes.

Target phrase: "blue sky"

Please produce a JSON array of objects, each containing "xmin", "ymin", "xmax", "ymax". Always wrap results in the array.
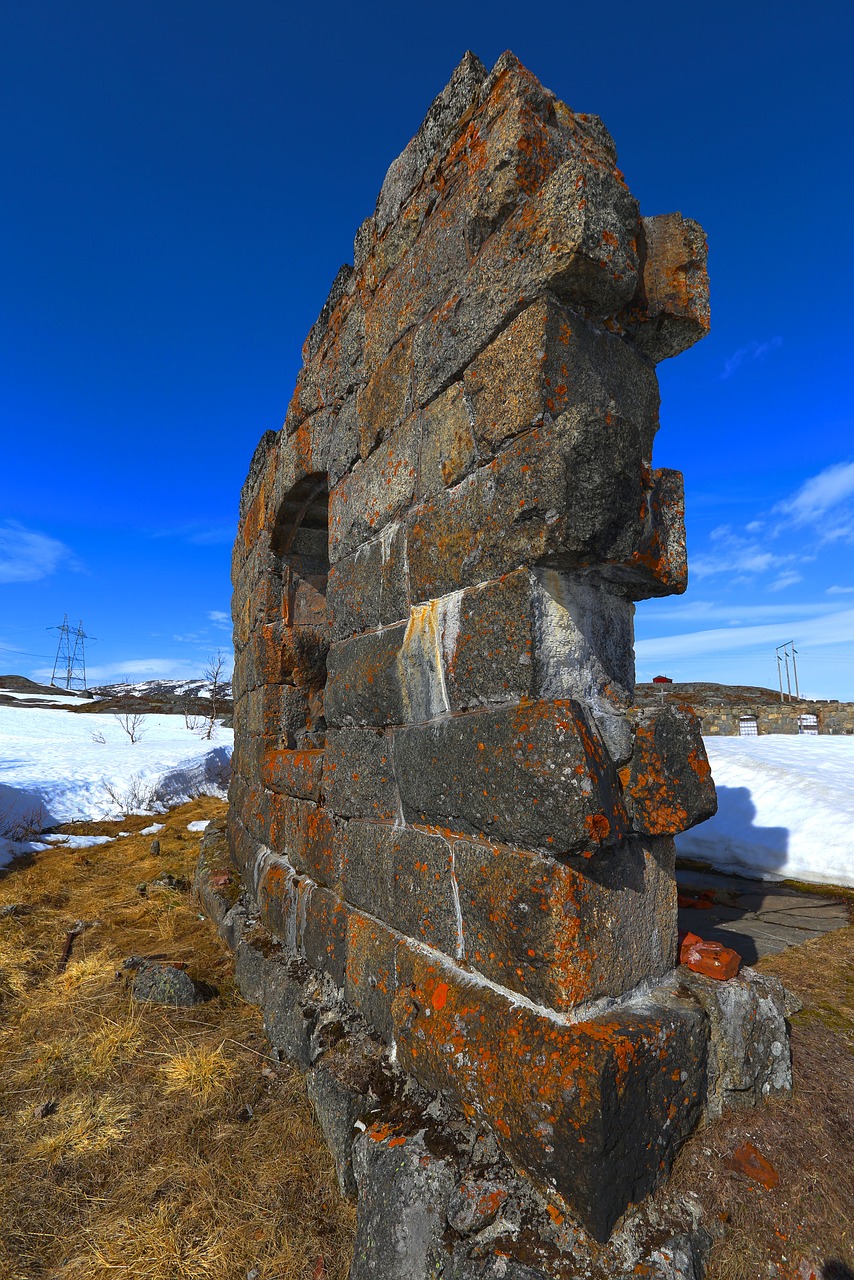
[{"xmin": 1, "ymin": 1, "xmax": 852, "ymax": 697}]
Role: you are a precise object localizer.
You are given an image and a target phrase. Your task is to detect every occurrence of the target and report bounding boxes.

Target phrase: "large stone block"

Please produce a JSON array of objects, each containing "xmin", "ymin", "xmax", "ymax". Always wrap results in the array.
[
  {"xmin": 455, "ymin": 835, "xmax": 677, "ymax": 1010},
  {"xmin": 394, "ymin": 700, "xmax": 627, "ymax": 856},
  {"xmin": 417, "ymin": 380, "xmax": 478, "ymax": 499},
  {"xmin": 392, "ymin": 948, "xmax": 707, "ymax": 1241},
  {"xmin": 344, "ymin": 911, "xmax": 400, "ymax": 1044},
  {"xmin": 623, "ymin": 704, "xmax": 717, "ymax": 836},
  {"xmin": 622, "ymin": 213, "xmax": 710, "ymax": 363},
  {"xmin": 321, "ymin": 727, "xmax": 400, "ymax": 821},
  {"xmin": 350, "ymin": 1125, "xmax": 457, "ymax": 1280},
  {"xmin": 463, "ymin": 297, "xmax": 659, "ymax": 458},
  {"xmin": 261, "ymin": 747, "xmax": 324, "ymax": 801},
  {"xmin": 326, "ymin": 521, "xmax": 409, "ymax": 640},
  {"xmin": 325, "ymin": 624, "xmax": 407, "ymax": 726},
  {"xmin": 329, "ymin": 415, "xmax": 419, "ymax": 562},
  {"xmin": 405, "ymin": 411, "xmax": 656, "ymax": 604},
  {"xmin": 301, "ymin": 883, "xmax": 348, "ymax": 986},
  {"xmin": 342, "ymin": 821, "xmax": 462, "ymax": 956}
]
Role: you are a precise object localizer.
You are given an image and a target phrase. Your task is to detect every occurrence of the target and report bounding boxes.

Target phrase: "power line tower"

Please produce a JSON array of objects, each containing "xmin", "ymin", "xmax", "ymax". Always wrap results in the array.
[
  {"xmin": 775, "ymin": 640, "xmax": 800, "ymax": 702},
  {"xmin": 47, "ymin": 616, "xmax": 93, "ymax": 690}
]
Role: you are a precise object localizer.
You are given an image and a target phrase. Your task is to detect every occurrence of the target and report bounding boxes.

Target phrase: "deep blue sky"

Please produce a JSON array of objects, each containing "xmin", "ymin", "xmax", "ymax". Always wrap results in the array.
[{"xmin": 1, "ymin": 1, "xmax": 852, "ymax": 697}]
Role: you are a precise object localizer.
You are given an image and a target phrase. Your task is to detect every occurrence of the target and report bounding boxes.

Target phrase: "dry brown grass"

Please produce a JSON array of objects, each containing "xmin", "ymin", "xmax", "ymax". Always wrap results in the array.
[
  {"xmin": 0, "ymin": 798, "xmax": 355, "ymax": 1280},
  {"xmin": 665, "ymin": 922, "xmax": 854, "ymax": 1279}
]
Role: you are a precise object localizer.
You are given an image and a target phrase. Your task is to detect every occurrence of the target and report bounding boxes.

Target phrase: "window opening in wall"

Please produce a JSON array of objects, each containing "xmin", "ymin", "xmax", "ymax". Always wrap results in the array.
[
  {"xmin": 271, "ymin": 474, "xmax": 329, "ymax": 748},
  {"xmin": 797, "ymin": 713, "xmax": 818, "ymax": 735},
  {"xmin": 738, "ymin": 716, "xmax": 758, "ymax": 737}
]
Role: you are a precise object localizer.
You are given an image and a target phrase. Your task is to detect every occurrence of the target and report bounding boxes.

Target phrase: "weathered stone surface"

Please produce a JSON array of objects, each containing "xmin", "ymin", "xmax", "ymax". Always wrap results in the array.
[
  {"xmin": 261, "ymin": 747, "xmax": 324, "ymax": 801},
  {"xmin": 344, "ymin": 911, "xmax": 400, "ymax": 1043},
  {"xmin": 342, "ymin": 822, "xmax": 461, "ymax": 955},
  {"xmin": 623, "ymin": 704, "xmax": 717, "ymax": 836},
  {"xmin": 455, "ymin": 836, "xmax": 676, "ymax": 1010},
  {"xmin": 131, "ymin": 962, "xmax": 202, "ymax": 1007},
  {"xmin": 463, "ymin": 297, "xmax": 659, "ymax": 458},
  {"xmin": 321, "ymin": 727, "xmax": 399, "ymax": 820},
  {"xmin": 392, "ymin": 947, "xmax": 707, "ymax": 1241},
  {"xmin": 622, "ymin": 213, "xmax": 711, "ymax": 363},
  {"xmin": 325, "ymin": 624, "xmax": 407, "ymax": 727},
  {"xmin": 418, "ymin": 381, "xmax": 478, "ymax": 498},
  {"xmin": 326, "ymin": 521, "xmax": 409, "ymax": 640},
  {"xmin": 679, "ymin": 966, "xmax": 793, "ymax": 1118},
  {"xmin": 329, "ymin": 415, "xmax": 419, "ymax": 561},
  {"xmin": 307, "ymin": 1038, "xmax": 382, "ymax": 1198},
  {"xmin": 394, "ymin": 700, "xmax": 627, "ymax": 855},
  {"xmin": 301, "ymin": 884, "xmax": 348, "ymax": 986},
  {"xmin": 350, "ymin": 1125, "xmax": 457, "ymax": 1280}
]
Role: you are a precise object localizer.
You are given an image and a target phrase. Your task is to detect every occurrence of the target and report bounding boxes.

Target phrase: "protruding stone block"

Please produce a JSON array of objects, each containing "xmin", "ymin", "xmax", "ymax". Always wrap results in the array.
[
  {"xmin": 394, "ymin": 700, "xmax": 627, "ymax": 855},
  {"xmin": 392, "ymin": 947, "xmax": 707, "ymax": 1241}
]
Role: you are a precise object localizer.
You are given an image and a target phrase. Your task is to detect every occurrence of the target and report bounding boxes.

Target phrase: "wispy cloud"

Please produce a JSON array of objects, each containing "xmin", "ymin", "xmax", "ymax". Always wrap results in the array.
[
  {"xmin": 691, "ymin": 525, "xmax": 794, "ymax": 580},
  {"xmin": 773, "ymin": 460, "xmax": 854, "ymax": 542},
  {"xmin": 208, "ymin": 610, "xmax": 231, "ymax": 629},
  {"xmin": 768, "ymin": 571, "xmax": 803, "ymax": 592},
  {"xmin": 151, "ymin": 521, "xmax": 235, "ymax": 546},
  {"xmin": 635, "ymin": 607, "xmax": 854, "ymax": 661},
  {"xmin": 827, "ymin": 584, "xmax": 854, "ymax": 595},
  {"xmin": 32, "ymin": 656, "xmax": 229, "ymax": 683},
  {"xmin": 0, "ymin": 521, "xmax": 79, "ymax": 585},
  {"xmin": 719, "ymin": 336, "xmax": 782, "ymax": 380}
]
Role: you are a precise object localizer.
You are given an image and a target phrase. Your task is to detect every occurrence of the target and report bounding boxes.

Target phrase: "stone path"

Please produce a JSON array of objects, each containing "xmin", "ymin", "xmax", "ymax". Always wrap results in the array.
[{"xmin": 676, "ymin": 865, "xmax": 851, "ymax": 964}]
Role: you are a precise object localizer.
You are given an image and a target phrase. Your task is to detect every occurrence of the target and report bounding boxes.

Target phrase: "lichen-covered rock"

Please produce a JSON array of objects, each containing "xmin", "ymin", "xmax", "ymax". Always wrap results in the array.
[{"xmin": 131, "ymin": 962, "xmax": 202, "ymax": 1007}]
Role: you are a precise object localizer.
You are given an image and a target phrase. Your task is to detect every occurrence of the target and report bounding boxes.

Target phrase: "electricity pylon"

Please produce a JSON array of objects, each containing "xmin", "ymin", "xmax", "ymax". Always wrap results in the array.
[{"xmin": 48, "ymin": 616, "xmax": 93, "ymax": 690}]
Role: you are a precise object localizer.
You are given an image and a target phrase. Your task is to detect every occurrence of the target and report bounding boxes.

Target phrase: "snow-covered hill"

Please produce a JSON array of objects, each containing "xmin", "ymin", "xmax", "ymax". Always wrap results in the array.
[
  {"xmin": 0, "ymin": 704, "xmax": 232, "ymax": 867},
  {"xmin": 676, "ymin": 736, "xmax": 854, "ymax": 888}
]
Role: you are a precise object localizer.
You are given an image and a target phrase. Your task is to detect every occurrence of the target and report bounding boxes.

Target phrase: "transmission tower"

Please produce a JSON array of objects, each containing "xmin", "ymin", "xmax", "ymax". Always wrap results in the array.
[{"xmin": 48, "ymin": 616, "xmax": 93, "ymax": 690}]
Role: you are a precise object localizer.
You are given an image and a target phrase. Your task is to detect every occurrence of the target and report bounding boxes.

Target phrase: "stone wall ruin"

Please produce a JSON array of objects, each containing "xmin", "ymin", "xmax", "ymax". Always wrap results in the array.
[{"xmin": 227, "ymin": 51, "xmax": 791, "ymax": 1251}]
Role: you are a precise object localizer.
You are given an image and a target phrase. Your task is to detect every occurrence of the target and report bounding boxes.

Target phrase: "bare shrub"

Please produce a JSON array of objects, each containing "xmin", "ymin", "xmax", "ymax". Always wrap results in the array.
[
  {"xmin": 0, "ymin": 804, "xmax": 44, "ymax": 843},
  {"xmin": 114, "ymin": 711, "xmax": 146, "ymax": 744},
  {"xmin": 201, "ymin": 650, "xmax": 228, "ymax": 741},
  {"xmin": 100, "ymin": 775, "xmax": 159, "ymax": 818}
]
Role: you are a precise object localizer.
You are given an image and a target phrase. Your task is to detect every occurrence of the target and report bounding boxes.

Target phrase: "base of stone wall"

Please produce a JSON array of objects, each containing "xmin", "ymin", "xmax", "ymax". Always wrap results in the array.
[{"xmin": 194, "ymin": 823, "xmax": 794, "ymax": 1279}]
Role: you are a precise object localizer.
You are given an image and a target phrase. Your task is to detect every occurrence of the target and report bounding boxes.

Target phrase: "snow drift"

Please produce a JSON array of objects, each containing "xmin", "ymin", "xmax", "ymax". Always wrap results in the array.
[
  {"xmin": 0, "ymin": 705, "xmax": 232, "ymax": 867},
  {"xmin": 676, "ymin": 735, "xmax": 854, "ymax": 888}
]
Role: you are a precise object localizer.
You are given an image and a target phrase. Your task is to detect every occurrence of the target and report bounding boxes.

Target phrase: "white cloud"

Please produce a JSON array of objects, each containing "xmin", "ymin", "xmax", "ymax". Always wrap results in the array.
[
  {"xmin": 0, "ymin": 521, "xmax": 78, "ymax": 585},
  {"xmin": 208, "ymin": 611, "xmax": 231, "ymax": 629},
  {"xmin": 827, "ymin": 585, "xmax": 854, "ymax": 595},
  {"xmin": 773, "ymin": 460, "xmax": 854, "ymax": 542},
  {"xmin": 635, "ymin": 607, "xmax": 854, "ymax": 661},
  {"xmin": 720, "ymin": 336, "xmax": 782, "ymax": 380},
  {"xmin": 691, "ymin": 525, "xmax": 793, "ymax": 580},
  {"xmin": 768, "ymin": 571, "xmax": 803, "ymax": 592}
]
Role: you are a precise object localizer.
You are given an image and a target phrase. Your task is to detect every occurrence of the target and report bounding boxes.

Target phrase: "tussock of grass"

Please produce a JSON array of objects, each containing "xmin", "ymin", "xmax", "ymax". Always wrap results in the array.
[{"xmin": 0, "ymin": 797, "xmax": 355, "ymax": 1279}]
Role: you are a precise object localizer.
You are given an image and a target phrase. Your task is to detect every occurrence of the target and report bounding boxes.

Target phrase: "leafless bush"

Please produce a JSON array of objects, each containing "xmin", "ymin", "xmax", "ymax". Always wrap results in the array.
[
  {"xmin": 114, "ymin": 712, "xmax": 146, "ymax": 744},
  {"xmin": 201, "ymin": 650, "xmax": 227, "ymax": 741},
  {"xmin": 0, "ymin": 804, "xmax": 45, "ymax": 843},
  {"xmin": 91, "ymin": 730, "xmax": 106, "ymax": 744},
  {"xmin": 100, "ymin": 775, "xmax": 160, "ymax": 817}
]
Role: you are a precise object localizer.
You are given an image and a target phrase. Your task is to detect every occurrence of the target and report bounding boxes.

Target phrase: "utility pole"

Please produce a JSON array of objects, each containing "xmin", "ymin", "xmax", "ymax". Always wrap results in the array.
[
  {"xmin": 47, "ymin": 616, "xmax": 94, "ymax": 690},
  {"xmin": 775, "ymin": 641, "xmax": 800, "ymax": 702}
]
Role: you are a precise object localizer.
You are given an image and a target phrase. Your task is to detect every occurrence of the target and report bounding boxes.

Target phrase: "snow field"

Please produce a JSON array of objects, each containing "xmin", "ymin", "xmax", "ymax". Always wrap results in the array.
[
  {"xmin": 0, "ymin": 705, "xmax": 232, "ymax": 868},
  {"xmin": 676, "ymin": 735, "xmax": 854, "ymax": 888}
]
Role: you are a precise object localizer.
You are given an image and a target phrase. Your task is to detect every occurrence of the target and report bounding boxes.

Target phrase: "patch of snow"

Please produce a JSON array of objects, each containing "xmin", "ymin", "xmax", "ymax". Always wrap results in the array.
[
  {"xmin": 42, "ymin": 834, "xmax": 115, "ymax": 848},
  {"xmin": 676, "ymin": 736, "xmax": 854, "ymax": 888},
  {"xmin": 187, "ymin": 819, "xmax": 210, "ymax": 832},
  {"xmin": 139, "ymin": 823, "xmax": 165, "ymax": 835},
  {"xmin": 0, "ymin": 705, "xmax": 231, "ymax": 869}
]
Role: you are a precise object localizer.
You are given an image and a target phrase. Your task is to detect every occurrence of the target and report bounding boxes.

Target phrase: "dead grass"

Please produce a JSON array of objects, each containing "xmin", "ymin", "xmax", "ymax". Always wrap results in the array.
[
  {"xmin": 665, "ymin": 924, "xmax": 854, "ymax": 1279},
  {"xmin": 0, "ymin": 798, "xmax": 355, "ymax": 1280}
]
